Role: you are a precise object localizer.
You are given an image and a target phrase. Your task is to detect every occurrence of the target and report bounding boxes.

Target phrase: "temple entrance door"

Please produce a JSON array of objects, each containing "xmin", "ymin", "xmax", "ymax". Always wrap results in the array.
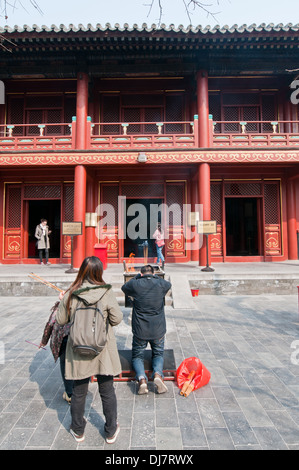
[
  {"xmin": 225, "ymin": 198, "xmax": 261, "ymax": 256},
  {"xmin": 124, "ymin": 198, "xmax": 163, "ymax": 259},
  {"xmin": 28, "ymin": 200, "xmax": 61, "ymax": 259}
]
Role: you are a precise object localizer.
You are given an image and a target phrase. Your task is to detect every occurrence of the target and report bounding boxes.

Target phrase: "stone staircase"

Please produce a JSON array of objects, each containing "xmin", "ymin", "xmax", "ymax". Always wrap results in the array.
[{"xmin": 0, "ymin": 269, "xmax": 173, "ymax": 307}]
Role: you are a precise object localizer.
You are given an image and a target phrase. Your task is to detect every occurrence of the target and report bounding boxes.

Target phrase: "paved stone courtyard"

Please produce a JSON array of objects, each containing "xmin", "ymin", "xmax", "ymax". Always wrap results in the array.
[{"xmin": 1, "ymin": 291, "xmax": 299, "ymax": 451}]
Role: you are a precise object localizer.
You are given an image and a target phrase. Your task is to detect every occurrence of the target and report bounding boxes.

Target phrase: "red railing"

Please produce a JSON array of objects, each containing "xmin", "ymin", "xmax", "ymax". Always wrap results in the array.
[
  {"xmin": 87, "ymin": 120, "xmax": 197, "ymax": 149},
  {"xmin": 0, "ymin": 123, "xmax": 75, "ymax": 150},
  {"xmin": 1, "ymin": 118, "xmax": 299, "ymax": 151},
  {"xmin": 212, "ymin": 120, "xmax": 299, "ymax": 147}
]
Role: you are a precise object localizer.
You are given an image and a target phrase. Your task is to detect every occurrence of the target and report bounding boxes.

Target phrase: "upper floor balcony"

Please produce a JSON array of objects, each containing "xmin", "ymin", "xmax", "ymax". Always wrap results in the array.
[{"xmin": 1, "ymin": 117, "xmax": 299, "ymax": 152}]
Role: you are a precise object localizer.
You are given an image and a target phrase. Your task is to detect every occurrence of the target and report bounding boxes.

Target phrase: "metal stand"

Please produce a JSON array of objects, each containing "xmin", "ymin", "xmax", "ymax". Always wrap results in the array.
[
  {"xmin": 201, "ymin": 234, "xmax": 215, "ymax": 272},
  {"xmin": 65, "ymin": 236, "xmax": 78, "ymax": 273}
]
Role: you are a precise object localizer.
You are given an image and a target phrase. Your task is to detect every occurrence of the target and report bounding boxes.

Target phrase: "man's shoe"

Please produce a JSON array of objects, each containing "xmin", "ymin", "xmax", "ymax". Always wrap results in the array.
[
  {"xmin": 154, "ymin": 373, "xmax": 168, "ymax": 394},
  {"xmin": 106, "ymin": 423, "xmax": 120, "ymax": 444},
  {"xmin": 70, "ymin": 428, "xmax": 85, "ymax": 443},
  {"xmin": 70, "ymin": 417, "xmax": 86, "ymax": 442},
  {"xmin": 138, "ymin": 378, "xmax": 149, "ymax": 395}
]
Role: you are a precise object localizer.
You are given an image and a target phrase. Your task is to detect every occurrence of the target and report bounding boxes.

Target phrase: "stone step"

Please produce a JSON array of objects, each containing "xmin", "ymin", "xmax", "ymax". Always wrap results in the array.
[
  {"xmin": 0, "ymin": 274, "xmax": 173, "ymax": 307},
  {"xmin": 1, "ymin": 266, "xmax": 298, "ymax": 299},
  {"xmin": 188, "ymin": 273, "xmax": 299, "ymax": 295}
]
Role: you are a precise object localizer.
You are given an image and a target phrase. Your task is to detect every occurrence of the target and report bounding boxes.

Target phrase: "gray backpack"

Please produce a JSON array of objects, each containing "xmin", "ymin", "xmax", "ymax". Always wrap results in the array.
[{"xmin": 69, "ymin": 299, "xmax": 108, "ymax": 358}]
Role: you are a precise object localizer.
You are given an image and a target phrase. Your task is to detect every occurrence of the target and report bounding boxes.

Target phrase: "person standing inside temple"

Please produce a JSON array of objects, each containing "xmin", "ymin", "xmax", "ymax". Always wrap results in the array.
[
  {"xmin": 35, "ymin": 218, "xmax": 52, "ymax": 265},
  {"xmin": 153, "ymin": 223, "xmax": 165, "ymax": 266}
]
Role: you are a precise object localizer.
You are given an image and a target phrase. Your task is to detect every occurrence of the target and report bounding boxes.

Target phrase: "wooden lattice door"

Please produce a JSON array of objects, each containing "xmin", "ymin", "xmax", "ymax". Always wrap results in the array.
[{"xmin": 4, "ymin": 185, "xmax": 22, "ymax": 259}]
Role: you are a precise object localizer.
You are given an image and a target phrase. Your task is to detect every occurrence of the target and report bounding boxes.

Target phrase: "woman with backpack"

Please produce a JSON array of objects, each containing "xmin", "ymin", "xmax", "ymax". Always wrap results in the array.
[{"xmin": 56, "ymin": 256, "xmax": 123, "ymax": 445}]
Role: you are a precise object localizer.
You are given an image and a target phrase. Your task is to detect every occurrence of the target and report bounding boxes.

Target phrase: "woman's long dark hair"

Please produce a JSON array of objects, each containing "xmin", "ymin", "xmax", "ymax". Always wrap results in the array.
[{"xmin": 66, "ymin": 256, "xmax": 104, "ymax": 315}]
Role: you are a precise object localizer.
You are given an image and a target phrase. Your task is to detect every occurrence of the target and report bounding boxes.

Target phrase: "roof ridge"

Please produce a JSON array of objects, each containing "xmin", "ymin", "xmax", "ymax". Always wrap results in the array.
[
  {"xmin": 1, "ymin": 22, "xmax": 299, "ymax": 34},
  {"xmin": 0, "ymin": 23, "xmax": 299, "ymax": 33}
]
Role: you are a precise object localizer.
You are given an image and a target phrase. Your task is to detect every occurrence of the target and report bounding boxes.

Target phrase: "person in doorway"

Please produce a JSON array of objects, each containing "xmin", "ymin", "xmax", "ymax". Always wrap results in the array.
[
  {"xmin": 35, "ymin": 218, "xmax": 52, "ymax": 265},
  {"xmin": 121, "ymin": 264, "xmax": 171, "ymax": 395},
  {"xmin": 56, "ymin": 256, "xmax": 123, "ymax": 445},
  {"xmin": 39, "ymin": 301, "xmax": 74, "ymax": 404},
  {"xmin": 152, "ymin": 223, "xmax": 165, "ymax": 266}
]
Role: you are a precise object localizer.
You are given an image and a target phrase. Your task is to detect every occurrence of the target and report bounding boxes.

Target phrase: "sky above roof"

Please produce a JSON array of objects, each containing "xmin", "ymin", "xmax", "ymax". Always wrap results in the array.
[{"xmin": 0, "ymin": 0, "xmax": 298, "ymax": 29}]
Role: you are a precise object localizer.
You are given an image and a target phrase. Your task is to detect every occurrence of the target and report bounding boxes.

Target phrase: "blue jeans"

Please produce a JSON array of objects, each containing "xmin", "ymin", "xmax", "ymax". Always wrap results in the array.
[
  {"xmin": 132, "ymin": 335, "xmax": 165, "ymax": 381},
  {"xmin": 156, "ymin": 245, "xmax": 164, "ymax": 263}
]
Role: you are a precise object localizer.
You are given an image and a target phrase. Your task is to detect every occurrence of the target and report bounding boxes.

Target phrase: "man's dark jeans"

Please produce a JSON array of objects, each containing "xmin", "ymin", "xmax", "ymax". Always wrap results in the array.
[
  {"xmin": 70, "ymin": 375, "xmax": 117, "ymax": 437},
  {"xmin": 132, "ymin": 335, "xmax": 165, "ymax": 381}
]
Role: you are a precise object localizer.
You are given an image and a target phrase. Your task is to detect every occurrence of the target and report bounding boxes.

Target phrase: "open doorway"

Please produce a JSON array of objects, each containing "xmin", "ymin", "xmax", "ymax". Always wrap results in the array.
[
  {"xmin": 124, "ymin": 198, "xmax": 163, "ymax": 258},
  {"xmin": 28, "ymin": 200, "xmax": 61, "ymax": 259},
  {"xmin": 225, "ymin": 198, "xmax": 260, "ymax": 256}
]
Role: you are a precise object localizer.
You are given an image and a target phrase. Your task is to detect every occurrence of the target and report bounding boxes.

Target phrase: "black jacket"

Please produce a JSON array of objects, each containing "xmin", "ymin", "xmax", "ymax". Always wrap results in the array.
[{"xmin": 121, "ymin": 274, "xmax": 171, "ymax": 340}]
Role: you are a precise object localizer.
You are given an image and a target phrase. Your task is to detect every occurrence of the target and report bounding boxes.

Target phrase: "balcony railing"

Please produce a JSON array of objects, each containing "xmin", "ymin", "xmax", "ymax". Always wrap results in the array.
[
  {"xmin": 0, "ymin": 123, "xmax": 74, "ymax": 150},
  {"xmin": 1, "ymin": 119, "xmax": 299, "ymax": 152},
  {"xmin": 212, "ymin": 120, "xmax": 299, "ymax": 147},
  {"xmin": 88, "ymin": 121, "xmax": 196, "ymax": 149}
]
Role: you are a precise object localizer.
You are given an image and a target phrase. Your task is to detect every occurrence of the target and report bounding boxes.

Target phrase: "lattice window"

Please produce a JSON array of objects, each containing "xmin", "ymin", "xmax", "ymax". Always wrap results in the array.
[
  {"xmin": 24, "ymin": 185, "xmax": 61, "ymax": 199},
  {"xmin": 243, "ymin": 107, "xmax": 259, "ymax": 132},
  {"xmin": 211, "ymin": 92, "xmax": 277, "ymax": 134},
  {"xmin": 123, "ymin": 107, "xmax": 163, "ymax": 134},
  {"xmin": 8, "ymin": 97, "xmax": 24, "ymax": 135},
  {"xmin": 144, "ymin": 108, "xmax": 163, "ymax": 133},
  {"xmin": 211, "ymin": 183, "xmax": 222, "ymax": 225},
  {"xmin": 166, "ymin": 184, "xmax": 184, "ymax": 225},
  {"xmin": 6, "ymin": 186, "xmax": 21, "ymax": 228},
  {"xmin": 64, "ymin": 96, "xmax": 76, "ymax": 134},
  {"xmin": 209, "ymin": 94, "xmax": 221, "ymax": 133},
  {"xmin": 7, "ymin": 94, "xmax": 73, "ymax": 136},
  {"xmin": 46, "ymin": 109, "xmax": 63, "ymax": 134},
  {"xmin": 223, "ymin": 93, "xmax": 260, "ymax": 106},
  {"xmin": 165, "ymin": 95, "xmax": 184, "ymax": 134},
  {"xmin": 264, "ymin": 183, "xmax": 280, "ymax": 224},
  {"xmin": 27, "ymin": 109, "xmax": 43, "ymax": 134},
  {"xmin": 101, "ymin": 185, "xmax": 119, "ymax": 225},
  {"xmin": 101, "ymin": 95, "xmax": 120, "ymax": 134},
  {"xmin": 261, "ymin": 94, "xmax": 277, "ymax": 133},
  {"xmin": 122, "ymin": 95, "xmax": 163, "ymax": 107},
  {"xmin": 224, "ymin": 182, "xmax": 262, "ymax": 196},
  {"xmin": 123, "ymin": 108, "xmax": 141, "ymax": 134},
  {"xmin": 26, "ymin": 96, "xmax": 63, "ymax": 108},
  {"xmin": 121, "ymin": 184, "xmax": 164, "ymax": 198},
  {"xmin": 63, "ymin": 185, "xmax": 74, "ymax": 222},
  {"xmin": 223, "ymin": 107, "xmax": 239, "ymax": 132}
]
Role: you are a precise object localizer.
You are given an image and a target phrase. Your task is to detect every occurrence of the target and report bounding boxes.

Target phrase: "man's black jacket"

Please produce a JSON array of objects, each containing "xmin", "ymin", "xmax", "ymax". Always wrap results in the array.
[{"xmin": 121, "ymin": 273, "xmax": 171, "ymax": 340}]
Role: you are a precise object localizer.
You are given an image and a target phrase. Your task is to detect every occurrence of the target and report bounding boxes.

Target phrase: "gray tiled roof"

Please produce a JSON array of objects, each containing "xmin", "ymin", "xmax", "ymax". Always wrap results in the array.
[{"xmin": 1, "ymin": 22, "xmax": 299, "ymax": 34}]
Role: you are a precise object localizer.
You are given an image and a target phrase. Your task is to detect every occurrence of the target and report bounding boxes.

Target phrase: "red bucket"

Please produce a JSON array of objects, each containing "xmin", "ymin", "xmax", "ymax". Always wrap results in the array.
[{"xmin": 191, "ymin": 288, "xmax": 199, "ymax": 297}]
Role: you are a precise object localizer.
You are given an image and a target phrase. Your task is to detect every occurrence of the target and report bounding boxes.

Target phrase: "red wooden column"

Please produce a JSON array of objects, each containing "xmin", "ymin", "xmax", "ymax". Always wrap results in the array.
[
  {"xmin": 196, "ymin": 70, "xmax": 211, "ymax": 266},
  {"xmin": 85, "ymin": 172, "xmax": 96, "ymax": 257},
  {"xmin": 196, "ymin": 70, "xmax": 210, "ymax": 148},
  {"xmin": 287, "ymin": 179, "xmax": 297, "ymax": 260},
  {"xmin": 191, "ymin": 177, "xmax": 199, "ymax": 261},
  {"xmin": 73, "ymin": 72, "xmax": 89, "ymax": 268},
  {"xmin": 73, "ymin": 165, "xmax": 87, "ymax": 268},
  {"xmin": 76, "ymin": 72, "xmax": 89, "ymax": 149},
  {"xmin": 198, "ymin": 163, "xmax": 211, "ymax": 266},
  {"xmin": 0, "ymin": 181, "xmax": 4, "ymax": 263}
]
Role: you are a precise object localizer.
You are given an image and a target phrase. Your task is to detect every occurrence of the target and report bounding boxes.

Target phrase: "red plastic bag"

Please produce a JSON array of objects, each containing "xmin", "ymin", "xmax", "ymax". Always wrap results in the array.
[{"xmin": 176, "ymin": 357, "xmax": 211, "ymax": 395}]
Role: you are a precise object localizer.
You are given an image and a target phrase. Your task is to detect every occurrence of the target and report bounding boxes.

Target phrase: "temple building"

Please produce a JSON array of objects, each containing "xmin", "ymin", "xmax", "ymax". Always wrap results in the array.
[{"xmin": 0, "ymin": 22, "xmax": 299, "ymax": 267}]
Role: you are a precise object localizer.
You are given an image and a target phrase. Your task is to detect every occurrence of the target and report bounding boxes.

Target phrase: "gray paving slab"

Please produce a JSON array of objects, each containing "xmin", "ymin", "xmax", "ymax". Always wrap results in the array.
[{"xmin": 0, "ymin": 288, "xmax": 299, "ymax": 450}]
